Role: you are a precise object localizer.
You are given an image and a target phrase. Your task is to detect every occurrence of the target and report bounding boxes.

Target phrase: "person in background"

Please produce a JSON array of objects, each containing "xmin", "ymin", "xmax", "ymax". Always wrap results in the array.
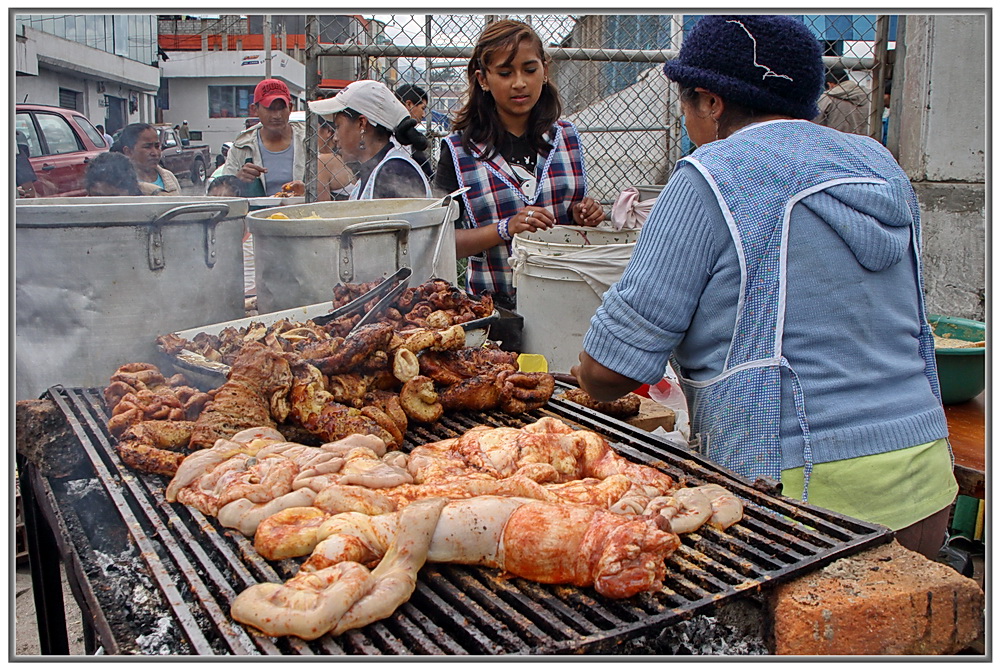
[
  {"xmin": 206, "ymin": 174, "xmax": 244, "ymax": 197},
  {"xmin": 96, "ymin": 124, "xmax": 114, "ymax": 148},
  {"xmin": 15, "ymin": 130, "xmax": 37, "ymax": 198},
  {"xmin": 309, "ymin": 79, "xmax": 431, "ymax": 200},
  {"xmin": 222, "ymin": 78, "xmax": 306, "ymax": 197},
  {"xmin": 813, "ymin": 66, "xmax": 871, "ymax": 135},
  {"xmin": 316, "ymin": 117, "xmax": 356, "ymax": 201},
  {"xmin": 84, "ymin": 151, "xmax": 143, "ymax": 196},
  {"xmin": 395, "ymin": 83, "xmax": 434, "ymax": 178},
  {"xmin": 572, "ymin": 15, "xmax": 955, "ymax": 560},
  {"xmin": 112, "ymin": 123, "xmax": 181, "ymax": 195},
  {"xmin": 881, "ymin": 79, "xmax": 892, "ymax": 145},
  {"xmin": 434, "ymin": 19, "xmax": 603, "ymax": 309},
  {"xmin": 204, "ymin": 142, "xmax": 233, "ymax": 194},
  {"xmin": 179, "ymin": 120, "xmax": 191, "ymax": 144}
]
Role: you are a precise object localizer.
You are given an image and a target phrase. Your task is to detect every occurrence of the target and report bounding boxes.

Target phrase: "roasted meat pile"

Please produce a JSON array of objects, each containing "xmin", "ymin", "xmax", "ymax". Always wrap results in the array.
[
  {"xmin": 330, "ymin": 277, "xmax": 495, "ymax": 330},
  {"xmin": 156, "ymin": 279, "xmax": 496, "ymax": 365},
  {"xmin": 104, "ymin": 362, "xmax": 213, "ymax": 476}
]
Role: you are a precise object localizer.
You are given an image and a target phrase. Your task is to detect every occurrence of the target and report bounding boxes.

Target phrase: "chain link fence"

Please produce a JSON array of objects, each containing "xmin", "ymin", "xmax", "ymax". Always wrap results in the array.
[{"xmin": 301, "ymin": 13, "xmax": 893, "ymax": 207}]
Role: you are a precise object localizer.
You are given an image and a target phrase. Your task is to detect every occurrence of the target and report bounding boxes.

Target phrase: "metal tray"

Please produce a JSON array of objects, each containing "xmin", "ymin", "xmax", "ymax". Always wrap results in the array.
[{"xmin": 159, "ymin": 304, "xmax": 499, "ymax": 390}]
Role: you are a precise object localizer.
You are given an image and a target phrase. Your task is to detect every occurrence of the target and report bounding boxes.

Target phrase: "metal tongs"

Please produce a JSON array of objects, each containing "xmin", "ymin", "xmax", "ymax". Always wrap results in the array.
[{"xmin": 313, "ymin": 266, "xmax": 412, "ymax": 328}]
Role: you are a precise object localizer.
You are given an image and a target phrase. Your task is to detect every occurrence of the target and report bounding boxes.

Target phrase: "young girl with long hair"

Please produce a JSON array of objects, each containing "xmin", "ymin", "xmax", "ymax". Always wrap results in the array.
[{"xmin": 435, "ymin": 19, "xmax": 604, "ymax": 308}]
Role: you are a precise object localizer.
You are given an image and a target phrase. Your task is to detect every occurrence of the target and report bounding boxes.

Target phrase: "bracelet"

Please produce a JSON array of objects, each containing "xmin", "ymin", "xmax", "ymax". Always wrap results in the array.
[{"xmin": 496, "ymin": 217, "xmax": 512, "ymax": 242}]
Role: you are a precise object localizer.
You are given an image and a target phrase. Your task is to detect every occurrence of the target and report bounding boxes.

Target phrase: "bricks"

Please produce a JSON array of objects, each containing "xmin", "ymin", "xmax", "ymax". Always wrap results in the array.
[{"xmin": 769, "ymin": 540, "xmax": 984, "ymax": 655}]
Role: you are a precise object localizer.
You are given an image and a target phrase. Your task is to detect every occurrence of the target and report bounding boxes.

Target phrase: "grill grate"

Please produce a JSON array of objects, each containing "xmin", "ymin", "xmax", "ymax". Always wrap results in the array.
[{"xmin": 37, "ymin": 384, "xmax": 892, "ymax": 655}]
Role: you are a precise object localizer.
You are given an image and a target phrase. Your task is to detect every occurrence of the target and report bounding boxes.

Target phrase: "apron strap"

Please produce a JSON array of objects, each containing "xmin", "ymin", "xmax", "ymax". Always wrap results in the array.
[{"xmin": 781, "ymin": 356, "xmax": 814, "ymax": 500}]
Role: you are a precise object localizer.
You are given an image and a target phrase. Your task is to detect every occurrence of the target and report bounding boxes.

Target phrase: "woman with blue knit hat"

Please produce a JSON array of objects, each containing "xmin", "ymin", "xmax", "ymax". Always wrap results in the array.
[{"xmin": 573, "ymin": 15, "xmax": 956, "ymax": 558}]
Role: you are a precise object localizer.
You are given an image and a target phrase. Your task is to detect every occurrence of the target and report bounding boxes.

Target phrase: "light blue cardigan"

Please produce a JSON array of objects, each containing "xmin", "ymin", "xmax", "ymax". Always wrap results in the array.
[{"xmin": 584, "ymin": 155, "xmax": 948, "ymax": 471}]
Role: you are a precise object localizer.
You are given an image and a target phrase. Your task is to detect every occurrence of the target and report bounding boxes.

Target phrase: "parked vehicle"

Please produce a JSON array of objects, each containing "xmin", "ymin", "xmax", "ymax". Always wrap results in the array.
[
  {"xmin": 15, "ymin": 103, "xmax": 109, "ymax": 197},
  {"xmin": 154, "ymin": 125, "xmax": 212, "ymax": 185}
]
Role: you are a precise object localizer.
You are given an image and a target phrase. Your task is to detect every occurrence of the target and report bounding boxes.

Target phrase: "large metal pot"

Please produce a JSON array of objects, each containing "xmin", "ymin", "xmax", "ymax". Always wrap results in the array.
[
  {"xmin": 247, "ymin": 197, "xmax": 458, "ymax": 313},
  {"xmin": 15, "ymin": 196, "xmax": 248, "ymax": 399}
]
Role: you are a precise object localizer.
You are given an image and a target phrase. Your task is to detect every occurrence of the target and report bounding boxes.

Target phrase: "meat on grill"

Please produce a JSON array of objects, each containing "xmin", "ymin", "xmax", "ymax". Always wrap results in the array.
[
  {"xmin": 562, "ymin": 388, "xmax": 642, "ymax": 418},
  {"xmin": 189, "ymin": 342, "xmax": 294, "ymax": 451}
]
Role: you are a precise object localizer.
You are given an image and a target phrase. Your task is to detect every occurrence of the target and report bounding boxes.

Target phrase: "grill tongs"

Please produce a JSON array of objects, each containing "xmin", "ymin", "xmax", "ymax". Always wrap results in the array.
[{"xmin": 313, "ymin": 266, "xmax": 412, "ymax": 330}]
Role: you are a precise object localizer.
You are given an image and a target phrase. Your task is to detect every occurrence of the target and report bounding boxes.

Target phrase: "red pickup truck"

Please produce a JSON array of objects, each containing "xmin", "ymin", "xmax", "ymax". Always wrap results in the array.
[{"xmin": 155, "ymin": 125, "xmax": 212, "ymax": 185}]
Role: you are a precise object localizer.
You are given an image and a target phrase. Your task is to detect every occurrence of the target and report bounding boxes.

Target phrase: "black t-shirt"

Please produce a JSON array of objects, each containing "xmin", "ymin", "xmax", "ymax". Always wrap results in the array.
[
  {"xmin": 356, "ymin": 143, "xmax": 427, "ymax": 199},
  {"xmin": 434, "ymin": 131, "xmax": 544, "ymax": 221}
]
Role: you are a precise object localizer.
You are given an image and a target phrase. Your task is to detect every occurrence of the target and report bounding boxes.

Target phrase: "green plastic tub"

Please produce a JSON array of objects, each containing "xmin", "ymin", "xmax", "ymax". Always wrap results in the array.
[{"xmin": 929, "ymin": 314, "xmax": 986, "ymax": 405}]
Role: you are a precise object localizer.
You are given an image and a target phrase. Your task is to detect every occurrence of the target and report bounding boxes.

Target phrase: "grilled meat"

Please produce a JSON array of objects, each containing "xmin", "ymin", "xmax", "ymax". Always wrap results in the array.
[
  {"xmin": 562, "ymin": 388, "xmax": 642, "ymax": 418},
  {"xmin": 189, "ymin": 343, "xmax": 294, "ymax": 451}
]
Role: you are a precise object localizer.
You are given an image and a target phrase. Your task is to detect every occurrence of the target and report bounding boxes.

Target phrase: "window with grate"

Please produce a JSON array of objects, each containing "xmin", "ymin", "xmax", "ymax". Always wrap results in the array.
[
  {"xmin": 58, "ymin": 88, "xmax": 79, "ymax": 111},
  {"xmin": 209, "ymin": 85, "xmax": 256, "ymax": 118}
]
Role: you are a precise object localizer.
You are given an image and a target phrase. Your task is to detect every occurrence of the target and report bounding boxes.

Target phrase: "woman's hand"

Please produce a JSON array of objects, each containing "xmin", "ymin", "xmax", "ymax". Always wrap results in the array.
[
  {"xmin": 571, "ymin": 351, "xmax": 642, "ymax": 403},
  {"xmin": 571, "ymin": 197, "xmax": 604, "ymax": 227},
  {"xmin": 508, "ymin": 206, "xmax": 555, "ymax": 237}
]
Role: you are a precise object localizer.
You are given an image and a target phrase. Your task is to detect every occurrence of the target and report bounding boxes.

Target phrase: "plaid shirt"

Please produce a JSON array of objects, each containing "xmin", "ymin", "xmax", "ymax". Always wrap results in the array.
[{"xmin": 445, "ymin": 120, "xmax": 588, "ymax": 301}]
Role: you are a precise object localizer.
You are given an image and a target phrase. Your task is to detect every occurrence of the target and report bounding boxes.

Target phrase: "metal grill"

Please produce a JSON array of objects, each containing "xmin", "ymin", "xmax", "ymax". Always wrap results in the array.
[{"xmin": 33, "ymin": 384, "xmax": 892, "ymax": 655}]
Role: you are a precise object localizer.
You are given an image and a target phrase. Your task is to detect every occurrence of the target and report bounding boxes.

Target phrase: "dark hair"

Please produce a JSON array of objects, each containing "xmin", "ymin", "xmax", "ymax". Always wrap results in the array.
[
  {"xmin": 452, "ymin": 19, "xmax": 561, "ymax": 161},
  {"xmin": 84, "ymin": 151, "xmax": 142, "ymax": 196},
  {"xmin": 207, "ymin": 174, "xmax": 245, "ymax": 197},
  {"xmin": 395, "ymin": 84, "xmax": 428, "ymax": 105},
  {"xmin": 340, "ymin": 108, "xmax": 427, "ymax": 152},
  {"xmin": 825, "ymin": 66, "xmax": 848, "ymax": 86},
  {"xmin": 111, "ymin": 123, "xmax": 156, "ymax": 153},
  {"xmin": 679, "ymin": 85, "xmax": 759, "ymax": 139}
]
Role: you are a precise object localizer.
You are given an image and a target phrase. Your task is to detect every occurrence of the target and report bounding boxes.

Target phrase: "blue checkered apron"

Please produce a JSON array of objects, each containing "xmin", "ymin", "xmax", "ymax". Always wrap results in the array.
[{"xmin": 675, "ymin": 120, "xmax": 934, "ymax": 496}]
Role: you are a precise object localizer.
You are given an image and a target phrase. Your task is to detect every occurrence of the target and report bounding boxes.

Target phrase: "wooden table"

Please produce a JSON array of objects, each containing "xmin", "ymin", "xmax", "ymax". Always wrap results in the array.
[{"xmin": 944, "ymin": 391, "xmax": 986, "ymax": 499}]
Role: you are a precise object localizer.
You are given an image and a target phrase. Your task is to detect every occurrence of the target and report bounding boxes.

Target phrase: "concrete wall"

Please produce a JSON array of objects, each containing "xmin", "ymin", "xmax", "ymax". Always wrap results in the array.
[{"xmin": 893, "ymin": 14, "xmax": 986, "ymax": 321}]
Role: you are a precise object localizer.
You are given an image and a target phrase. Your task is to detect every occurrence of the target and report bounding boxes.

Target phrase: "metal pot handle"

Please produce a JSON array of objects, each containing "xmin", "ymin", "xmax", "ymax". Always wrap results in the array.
[
  {"xmin": 338, "ymin": 219, "xmax": 411, "ymax": 282},
  {"xmin": 147, "ymin": 203, "xmax": 232, "ymax": 270}
]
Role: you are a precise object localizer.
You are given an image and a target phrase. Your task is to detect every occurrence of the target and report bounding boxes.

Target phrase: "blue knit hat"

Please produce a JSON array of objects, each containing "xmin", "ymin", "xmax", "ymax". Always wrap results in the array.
[{"xmin": 663, "ymin": 15, "xmax": 825, "ymax": 120}]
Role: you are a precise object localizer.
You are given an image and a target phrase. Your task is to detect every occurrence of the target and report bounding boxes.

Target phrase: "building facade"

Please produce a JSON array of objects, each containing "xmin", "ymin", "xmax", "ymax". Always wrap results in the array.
[{"xmin": 14, "ymin": 14, "xmax": 162, "ymax": 135}]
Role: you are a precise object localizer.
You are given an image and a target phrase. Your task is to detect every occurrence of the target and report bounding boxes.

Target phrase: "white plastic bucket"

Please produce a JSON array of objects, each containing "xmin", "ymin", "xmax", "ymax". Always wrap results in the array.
[{"xmin": 511, "ymin": 225, "xmax": 639, "ymax": 373}]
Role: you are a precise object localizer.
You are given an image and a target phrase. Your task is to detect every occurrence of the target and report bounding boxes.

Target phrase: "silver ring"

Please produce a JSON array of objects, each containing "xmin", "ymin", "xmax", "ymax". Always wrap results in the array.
[{"xmin": 526, "ymin": 212, "xmax": 533, "ymax": 221}]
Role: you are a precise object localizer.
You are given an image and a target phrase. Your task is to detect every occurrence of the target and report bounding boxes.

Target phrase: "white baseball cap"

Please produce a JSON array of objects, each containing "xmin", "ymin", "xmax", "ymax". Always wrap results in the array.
[{"xmin": 309, "ymin": 80, "xmax": 410, "ymax": 132}]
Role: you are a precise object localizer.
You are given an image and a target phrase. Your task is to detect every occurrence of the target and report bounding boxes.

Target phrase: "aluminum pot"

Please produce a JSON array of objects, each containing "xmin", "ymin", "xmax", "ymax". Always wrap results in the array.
[
  {"xmin": 15, "ymin": 196, "xmax": 249, "ymax": 399},
  {"xmin": 247, "ymin": 197, "xmax": 459, "ymax": 313}
]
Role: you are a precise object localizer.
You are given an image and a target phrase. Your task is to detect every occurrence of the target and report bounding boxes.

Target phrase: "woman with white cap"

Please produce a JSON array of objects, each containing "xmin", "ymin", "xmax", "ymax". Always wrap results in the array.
[
  {"xmin": 309, "ymin": 80, "xmax": 431, "ymax": 200},
  {"xmin": 572, "ymin": 15, "xmax": 956, "ymax": 559}
]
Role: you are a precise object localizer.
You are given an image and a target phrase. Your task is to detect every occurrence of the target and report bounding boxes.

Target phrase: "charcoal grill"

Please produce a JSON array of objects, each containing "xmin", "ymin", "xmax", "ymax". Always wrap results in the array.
[{"xmin": 21, "ymin": 384, "xmax": 893, "ymax": 656}]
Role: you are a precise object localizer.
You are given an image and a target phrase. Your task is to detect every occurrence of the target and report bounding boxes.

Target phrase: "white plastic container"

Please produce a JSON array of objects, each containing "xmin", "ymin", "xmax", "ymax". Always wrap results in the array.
[{"xmin": 511, "ymin": 225, "xmax": 639, "ymax": 373}]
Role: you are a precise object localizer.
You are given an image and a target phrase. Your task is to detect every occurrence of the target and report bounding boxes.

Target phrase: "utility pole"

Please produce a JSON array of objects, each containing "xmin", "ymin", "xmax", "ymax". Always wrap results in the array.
[{"xmin": 264, "ymin": 15, "xmax": 272, "ymax": 78}]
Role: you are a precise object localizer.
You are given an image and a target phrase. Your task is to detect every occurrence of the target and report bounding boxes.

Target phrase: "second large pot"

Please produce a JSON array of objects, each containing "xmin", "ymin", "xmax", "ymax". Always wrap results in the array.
[{"xmin": 247, "ymin": 198, "xmax": 459, "ymax": 313}]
